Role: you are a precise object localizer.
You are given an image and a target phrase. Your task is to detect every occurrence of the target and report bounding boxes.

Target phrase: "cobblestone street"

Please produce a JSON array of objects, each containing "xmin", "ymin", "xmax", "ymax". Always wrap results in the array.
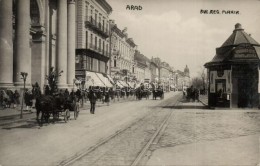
[{"xmin": 141, "ymin": 108, "xmax": 260, "ymax": 166}]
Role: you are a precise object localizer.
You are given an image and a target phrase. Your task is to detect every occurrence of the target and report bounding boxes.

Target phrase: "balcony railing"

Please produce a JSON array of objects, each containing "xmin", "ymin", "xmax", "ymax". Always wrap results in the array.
[{"xmin": 85, "ymin": 16, "xmax": 109, "ymax": 38}]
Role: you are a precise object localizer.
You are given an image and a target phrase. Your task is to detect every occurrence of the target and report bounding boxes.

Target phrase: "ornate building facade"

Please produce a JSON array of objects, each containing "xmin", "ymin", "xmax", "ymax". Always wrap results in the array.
[
  {"xmin": 109, "ymin": 21, "xmax": 136, "ymax": 83},
  {"xmin": 0, "ymin": 0, "xmax": 77, "ymax": 91},
  {"xmin": 75, "ymin": 0, "xmax": 112, "ymax": 88}
]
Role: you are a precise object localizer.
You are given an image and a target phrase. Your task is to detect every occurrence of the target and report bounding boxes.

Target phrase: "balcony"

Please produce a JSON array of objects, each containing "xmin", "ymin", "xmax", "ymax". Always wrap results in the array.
[
  {"xmin": 76, "ymin": 48, "xmax": 110, "ymax": 63},
  {"xmin": 85, "ymin": 16, "xmax": 109, "ymax": 38}
]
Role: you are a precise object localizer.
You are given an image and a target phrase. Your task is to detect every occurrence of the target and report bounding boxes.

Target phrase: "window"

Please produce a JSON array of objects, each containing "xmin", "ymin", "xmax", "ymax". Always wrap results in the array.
[
  {"xmin": 90, "ymin": 10, "xmax": 93, "ymax": 23},
  {"xmin": 103, "ymin": 20, "xmax": 105, "ymax": 31},
  {"xmin": 103, "ymin": 41, "xmax": 105, "ymax": 54},
  {"xmin": 95, "ymin": 36, "xmax": 97, "ymax": 50},
  {"xmin": 95, "ymin": 13, "xmax": 97, "ymax": 25},
  {"xmin": 114, "ymin": 60, "xmax": 116, "ymax": 67},
  {"xmin": 90, "ymin": 34, "xmax": 93, "ymax": 48},
  {"xmin": 85, "ymin": 5, "xmax": 88, "ymax": 21},
  {"xmin": 99, "ymin": 15, "xmax": 101, "ymax": 28},
  {"xmin": 99, "ymin": 38, "xmax": 101, "ymax": 52},
  {"xmin": 106, "ymin": 44, "xmax": 108, "ymax": 56},
  {"xmin": 86, "ymin": 31, "xmax": 88, "ymax": 48}
]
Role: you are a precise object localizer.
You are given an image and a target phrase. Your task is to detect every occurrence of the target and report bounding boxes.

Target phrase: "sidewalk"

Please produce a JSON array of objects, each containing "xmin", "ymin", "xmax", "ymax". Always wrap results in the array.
[
  {"xmin": 0, "ymin": 95, "xmax": 140, "ymax": 125},
  {"xmin": 198, "ymin": 94, "xmax": 208, "ymax": 106},
  {"xmin": 175, "ymin": 96, "xmax": 207, "ymax": 109},
  {"xmin": 0, "ymin": 106, "xmax": 34, "ymax": 118}
]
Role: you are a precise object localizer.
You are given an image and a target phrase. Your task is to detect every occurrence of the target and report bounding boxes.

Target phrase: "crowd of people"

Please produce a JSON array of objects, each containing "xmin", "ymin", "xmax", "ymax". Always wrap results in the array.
[{"xmin": 0, "ymin": 82, "xmax": 166, "ymax": 115}]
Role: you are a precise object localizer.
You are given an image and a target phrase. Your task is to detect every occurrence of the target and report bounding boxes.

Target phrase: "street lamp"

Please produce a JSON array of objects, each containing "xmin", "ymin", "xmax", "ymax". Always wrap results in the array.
[{"xmin": 20, "ymin": 72, "xmax": 28, "ymax": 119}]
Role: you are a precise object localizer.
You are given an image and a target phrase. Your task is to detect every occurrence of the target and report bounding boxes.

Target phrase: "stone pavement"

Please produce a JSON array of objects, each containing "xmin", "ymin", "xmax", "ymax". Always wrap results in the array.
[{"xmin": 142, "ymin": 98, "xmax": 260, "ymax": 166}]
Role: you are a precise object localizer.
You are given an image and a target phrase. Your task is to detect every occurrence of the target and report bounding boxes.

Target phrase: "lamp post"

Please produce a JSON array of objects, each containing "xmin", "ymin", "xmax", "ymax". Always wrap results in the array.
[{"xmin": 20, "ymin": 72, "xmax": 28, "ymax": 119}]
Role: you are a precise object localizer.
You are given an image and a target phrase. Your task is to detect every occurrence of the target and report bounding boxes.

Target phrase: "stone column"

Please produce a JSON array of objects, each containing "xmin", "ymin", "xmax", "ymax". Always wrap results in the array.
[
  {"xmin": 14, "ymin": 0, "xmax": 31, "ymax": 86},
  {"xmin": 67, "ymin": 0, "xmax": 76, "ymax": 86},
  {"xmin": 44, "ymin": 0, "xmax": 50, "ymax": 85},
  {"xmin": 0, "ymin": 0, "xmax": 13, "ymax": 87},
  {"xmin": 56, "ymin": 0, "xmax": 68, "ymax": 88}
]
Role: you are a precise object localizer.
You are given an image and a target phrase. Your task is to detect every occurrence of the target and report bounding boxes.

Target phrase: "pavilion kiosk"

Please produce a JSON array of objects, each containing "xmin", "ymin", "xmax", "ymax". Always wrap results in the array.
[{"xmin": 205, "ymin": 23, "xmax": 260, "ymax": 108}]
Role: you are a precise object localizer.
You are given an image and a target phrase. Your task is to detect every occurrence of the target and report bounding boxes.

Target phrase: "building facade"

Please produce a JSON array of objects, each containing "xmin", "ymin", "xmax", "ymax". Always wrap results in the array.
[
  {"xmin": 75, "ymin": 0, "xmax": 112, "ymax": 88},
  {"xmin": 150, "ymin": 58, "xmax": 159, "ymax": 83},
  {"xmin": 109, "ymin": 21, "xmax": 136, "ymax": 83},
  {"xmin": 173, "ymin": 65, "xmax": 190, "ymax": 91},
  {"xmin": 0, "ymin": 0, "xmax": 78, "ymax": 91}
]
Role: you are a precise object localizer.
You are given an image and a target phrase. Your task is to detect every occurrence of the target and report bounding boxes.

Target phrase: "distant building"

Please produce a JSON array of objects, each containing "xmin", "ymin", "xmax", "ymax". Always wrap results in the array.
[
  {"xmin": 205, "ymin": 23, "xmax": 260, "ymax": 108},
  {"xmin": 173, "ymin": 65, "xmax": 190, "ymax": 91},
  {"xmin": 134, "ymin": 50, "xmax": 147, "ymax": 83},
  {"xmin": 150, "ymin": 58, "xmax": 160, "ymax": 83},
  {"xmin": 109, "ymin": 21, "xmax": 137, "ymax": 84}
]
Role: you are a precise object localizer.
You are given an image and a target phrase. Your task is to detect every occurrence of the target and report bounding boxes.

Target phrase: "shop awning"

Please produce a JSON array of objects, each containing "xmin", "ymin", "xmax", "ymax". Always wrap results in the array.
[
  {"xmin": 127, "ymin": 82, "xmax": 135, "ymax": 88},
  {"xmin": 85, "ymin": 71, "xmax": 105, "ymax": 87},
  {"xmin": 115, "ymin": 81, "xmax": 123, "ymax": 88},
  {"xmin": 96, "ymin": 73, "xmax": 113, "ymax": 87},
  {"xmin": 118, "ymin": 80, "xmax": 128, "ymax": 87},
  {"xmin": 107, "ymin": 75, "xmax": 115, "ymax": 84},
  {"xmin": 117, "ymin": 80, "xmax": 125, "ymax": 87}
]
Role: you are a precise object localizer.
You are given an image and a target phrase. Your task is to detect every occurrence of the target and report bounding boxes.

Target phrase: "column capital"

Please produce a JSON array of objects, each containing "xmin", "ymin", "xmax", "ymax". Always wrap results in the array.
[{"xmin": 68, "ymin": 0, "xmax": 76, "ymax": 4}]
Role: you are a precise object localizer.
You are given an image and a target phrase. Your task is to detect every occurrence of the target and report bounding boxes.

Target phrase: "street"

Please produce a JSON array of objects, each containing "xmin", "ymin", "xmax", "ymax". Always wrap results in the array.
[{"xmin": 0, "ymin": 92, "xmax": 260, "ymax": 166}]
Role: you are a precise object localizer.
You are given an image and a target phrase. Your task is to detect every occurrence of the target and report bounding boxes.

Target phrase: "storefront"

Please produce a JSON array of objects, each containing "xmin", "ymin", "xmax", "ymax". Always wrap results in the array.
[{"xmin": 205, "ymin": 23, "xmax": 260, "ymax": 108}]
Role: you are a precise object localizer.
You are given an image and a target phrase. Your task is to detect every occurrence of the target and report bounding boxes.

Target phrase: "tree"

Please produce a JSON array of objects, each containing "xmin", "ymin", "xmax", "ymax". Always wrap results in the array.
[{"xmin": 45, "ymin": 67, "xmax": 63, "ymax": 95}]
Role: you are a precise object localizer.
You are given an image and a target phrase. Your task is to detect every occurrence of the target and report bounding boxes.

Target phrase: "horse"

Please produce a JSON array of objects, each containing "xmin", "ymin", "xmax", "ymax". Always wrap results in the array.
[{"xmin": 33, "ymin": 88, "xmax": 66, "ymax": 125}]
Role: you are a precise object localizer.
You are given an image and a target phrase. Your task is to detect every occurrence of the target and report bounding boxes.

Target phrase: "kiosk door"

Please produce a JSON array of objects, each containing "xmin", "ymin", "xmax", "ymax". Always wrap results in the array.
[{"xmin": 215, "ymin": 79, "xmax": 228, "ymax": 107}]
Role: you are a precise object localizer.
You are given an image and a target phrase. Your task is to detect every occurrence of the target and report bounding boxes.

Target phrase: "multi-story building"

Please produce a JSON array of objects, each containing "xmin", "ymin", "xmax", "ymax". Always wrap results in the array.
[
  {"xmin": 109, "ymin": 21, "xmax": 136, "ymax": 84},
  {"xmin": 150, "ymin": 58, "xmax": 159, "ymax": 83},
  {"xmin": 173, "ymin": 65, "xmax": 190, "ymax": 90},
  {"xmin": 0, "ymin": 0, "xmax": 78, "ymax": 91},
  {"xmin": 75, "ymin": 0, "xmax": 112, "ymax": 88},
  {"xmin": 159, "ymin": 62, "xmax": 172, "ymax": 91},
  {"xmin": 143, "ymin": 56, "xmax": 151, "ymax": 83},
  {"xmin": 134, "ymin": 50, "xmax": 147, "ymax": 83}
]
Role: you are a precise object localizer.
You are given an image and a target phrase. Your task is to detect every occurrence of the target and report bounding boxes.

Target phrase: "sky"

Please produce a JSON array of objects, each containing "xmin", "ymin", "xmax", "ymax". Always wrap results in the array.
[{"xmin": 108, "ymin": 0, "xmax": 260, "ymax": 78}]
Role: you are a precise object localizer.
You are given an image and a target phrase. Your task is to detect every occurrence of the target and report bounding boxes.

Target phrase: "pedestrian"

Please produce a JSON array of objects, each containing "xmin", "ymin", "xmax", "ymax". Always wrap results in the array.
[
  {"xmin": 88, "ymin": 86, "xmax": 97, "ymax": 114},
  {"xmin": 64, "ymin": 88, "xmax": 69, "ymax": 100},
  {"xmin": 24, "ymin": 89, "xmax": 33, "ymax": 112},
  {"xmin": 13, "ymin": 90, "xmax": 20, "ymax": 108},
  {"xmin": 104, "ymin": 88, "xmax": 110, "ymax": 106}
]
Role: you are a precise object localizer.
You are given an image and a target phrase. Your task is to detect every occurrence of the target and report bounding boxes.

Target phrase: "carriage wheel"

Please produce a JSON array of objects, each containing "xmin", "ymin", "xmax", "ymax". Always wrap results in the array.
[
  {"xmin": 74, "ymin": 104, "xmax": 79, "ymax": 120},
  {"xmin": 64, "ymin": 109, "xmax": 70, "ymax": 123}
]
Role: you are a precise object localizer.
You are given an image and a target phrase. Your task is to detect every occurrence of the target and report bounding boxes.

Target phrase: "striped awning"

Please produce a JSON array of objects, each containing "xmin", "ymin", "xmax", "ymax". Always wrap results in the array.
[
  {"xmin": 96, "ymin": 73, "xmax": 113, "ymax": 87},
  {"xmin": 85, "ymin": 71, "xmax": 105, "ymax": 87}
]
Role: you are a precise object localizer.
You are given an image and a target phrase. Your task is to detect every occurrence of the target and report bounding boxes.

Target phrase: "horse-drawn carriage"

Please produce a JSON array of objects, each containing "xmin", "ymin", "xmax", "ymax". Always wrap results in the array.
[
  {"xmin": 152, "ymin": 89, "xmax": 164, "ymax": 100},
  {"xmin": 151, "ymin": 84, "xmax": 164, "ymax": 100},
  {"xmin": 35, "ymin": 90, "xmax": 80, "ymax": 125},
  {"xmin": 33, "ymin": 68, "xmax": 80, "ymax": 125}
]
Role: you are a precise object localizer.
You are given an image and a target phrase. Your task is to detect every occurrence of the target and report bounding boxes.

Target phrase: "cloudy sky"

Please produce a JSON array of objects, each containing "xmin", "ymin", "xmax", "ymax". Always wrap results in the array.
[{"xmin": 108, "ymin": 0, "xmax": 260, "ymax": 78}]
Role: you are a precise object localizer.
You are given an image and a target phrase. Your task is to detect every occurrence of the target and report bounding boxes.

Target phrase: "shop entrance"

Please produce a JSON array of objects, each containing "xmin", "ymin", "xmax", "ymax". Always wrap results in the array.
[{"xmin": 215, "ymin": 79, "xmax": 229, "ymax": 107}]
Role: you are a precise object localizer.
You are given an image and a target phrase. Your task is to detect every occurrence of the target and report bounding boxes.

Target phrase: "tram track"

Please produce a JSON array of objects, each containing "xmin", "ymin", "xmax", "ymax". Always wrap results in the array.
[
  {"xmin": 58, "ymin": 92, "xmax": 181, "ymax": 166},
  {"xmin": 131, "ymin": 95, "xmax": 180, "ymax": 166}
]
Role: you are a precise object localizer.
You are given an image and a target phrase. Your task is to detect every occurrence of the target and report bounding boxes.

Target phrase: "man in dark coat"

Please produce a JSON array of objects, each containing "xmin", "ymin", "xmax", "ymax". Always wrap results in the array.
[{"xmin": 88, "ymin": 86, "xmax": 97, "ymax": 114}]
